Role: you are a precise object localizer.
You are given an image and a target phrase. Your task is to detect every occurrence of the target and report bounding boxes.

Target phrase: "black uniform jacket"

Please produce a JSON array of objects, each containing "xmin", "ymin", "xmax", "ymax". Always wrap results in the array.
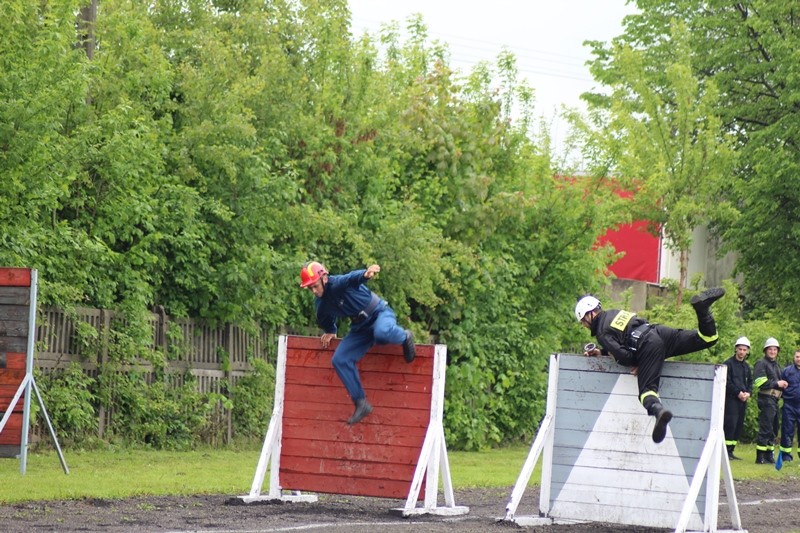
[
  {"xmin": 589, "ymin": 309, "xmax": 649, "ymax": 367},
  {"xmin": 723, "ymin": 356, "xmax": 752, "ymax": 399}
]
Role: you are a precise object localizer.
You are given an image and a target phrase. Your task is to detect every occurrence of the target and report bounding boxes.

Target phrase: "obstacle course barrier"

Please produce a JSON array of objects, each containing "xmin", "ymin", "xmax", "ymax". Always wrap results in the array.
[
  {"xmin": 241, "ymin": 334, "xmax": 468, "ymax": 517},
  {"xmin": 505, "ymin": 353, "xmax": 745, "ymax": 533},
  {"xmin": 0, "ymin": 268, "xmax": 67, "ymax": 474}
]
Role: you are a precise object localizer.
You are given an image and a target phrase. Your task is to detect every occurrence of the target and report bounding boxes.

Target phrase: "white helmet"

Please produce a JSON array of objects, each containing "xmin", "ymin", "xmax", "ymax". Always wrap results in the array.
[
  {"xmin": 734, "ymin": 336, "xmax": 751, "ymax": 348},
  {"xmin": 763, "ymin": 337, "xmax": 780, "ymax": 351},
  {"xmin": 575, "ymin": 296, "xmax": 601, "ymax": 322}
]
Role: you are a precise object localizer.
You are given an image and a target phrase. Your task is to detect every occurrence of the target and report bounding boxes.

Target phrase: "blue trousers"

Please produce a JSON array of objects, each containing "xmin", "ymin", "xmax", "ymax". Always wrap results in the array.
[
  {"xmin": 331, "ymin": 306, "xmax": 406, "ymax": 403},
  {"xmin": 781, "ymin": 402, "xmax": 800, "ymax": 451}
]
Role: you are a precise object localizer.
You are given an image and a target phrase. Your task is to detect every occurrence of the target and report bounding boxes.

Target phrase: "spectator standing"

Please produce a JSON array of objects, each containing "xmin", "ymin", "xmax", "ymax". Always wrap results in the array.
[
  {"xmin": 753, "ymin": 337, "xmax": 788, "ymax": 464},
  {"xmin": 723, "ymin": 337, "xmax": 753, "ymax": 460},
  {"xmin": 779, "ymin": 349, "xmax": 800, "ymax": 462}
]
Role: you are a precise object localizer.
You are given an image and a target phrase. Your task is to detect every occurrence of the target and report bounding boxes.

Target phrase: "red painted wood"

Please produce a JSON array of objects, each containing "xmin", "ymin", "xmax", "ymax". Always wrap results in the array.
[
  {"xmin": 280, "ymin": 456, "xmax": 418, "ymax": 483},
  {"xmin": 0, "ymin": 269, "xmax": 31, "ymax": 288},
  {"xmin": 280, "ymin": 472, "xmax": 412, "ymax": 499},
  {"xmin": 279, "ymin": 335, "xmax": 436, "ymax": 499},
  {"xmin": 4, "ymin": 353, "xmax": 26, "ymax": 369},
  {"xmin": 0, "ymin": 413, "xmax": 23, "ymax": 445},
  {"xmin": 0, "ymin": 369, "xmax": 25, "ymax": 385},
  {"xmin": 0, "ymin": 385, "xmax": 25, "ymax": 411}
]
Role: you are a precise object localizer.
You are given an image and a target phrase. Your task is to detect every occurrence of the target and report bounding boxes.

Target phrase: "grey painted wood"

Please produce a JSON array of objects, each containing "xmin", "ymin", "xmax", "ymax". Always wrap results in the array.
[{"xmin": 0, "ymin": 288, "xmax": 29, "ymax": 306}]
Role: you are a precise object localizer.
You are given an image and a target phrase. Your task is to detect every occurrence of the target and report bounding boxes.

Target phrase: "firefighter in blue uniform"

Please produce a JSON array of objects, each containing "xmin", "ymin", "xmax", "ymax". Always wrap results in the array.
[
  {"xmin": 300, "ymin": 261, "xmax": 416, "ymax": 425},
  {"xmin": 778, "ymin": 349, "xmax": 800, "ymax": 462},
  {"xmin": 576, "ymin": 288, "xmax": 725, "ymax": 443}
]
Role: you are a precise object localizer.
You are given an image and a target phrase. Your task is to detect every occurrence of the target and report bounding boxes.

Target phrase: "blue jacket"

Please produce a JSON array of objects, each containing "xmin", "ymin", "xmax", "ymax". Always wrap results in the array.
[
  {"xmin": 781, "ymin": 364, "xmax": 800, "ymax": 407},
  {"xmin": 314, "ymin": 269, "xmax": 376, "ymax": 334}
]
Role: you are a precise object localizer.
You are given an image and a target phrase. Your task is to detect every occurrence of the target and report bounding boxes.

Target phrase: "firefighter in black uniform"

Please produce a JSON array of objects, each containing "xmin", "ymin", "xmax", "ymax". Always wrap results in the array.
[
  {"xmin": 576, "ymin": 287, "xmax": 725, "ymax": 443},
  {"xmin": 753, "ymin": 337, "xmax": 788, "ymax": 464},
  {"xmin": 723, "ymin": 337, "xmax": 753, "ymax": 460}
]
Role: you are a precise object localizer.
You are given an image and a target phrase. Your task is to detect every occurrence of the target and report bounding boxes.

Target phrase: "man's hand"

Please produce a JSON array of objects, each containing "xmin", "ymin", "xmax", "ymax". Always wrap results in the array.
[
  {"xmin": 778, "ymin": 379, "xmax": 789, "ymax": 389},
  {"xmin": 630, "ymin": 367, "xmax": 639, "ymax": 376},
  {"xmin": 583, "ymin": 343, "xmax": 601, "ymax": 357},
  {"xmin": 364, "ymin": 264, "xmax": 381, "ymax": 279},
  {"xmin": 320, "ymin": 333, "xmax": 336, "ymax": 348}
]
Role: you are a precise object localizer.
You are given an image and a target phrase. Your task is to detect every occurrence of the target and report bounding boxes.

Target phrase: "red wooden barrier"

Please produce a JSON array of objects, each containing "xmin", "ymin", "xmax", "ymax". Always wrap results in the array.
[
  {"xmin": 0, "ymin": 269, "xmax": 31, "ymax": 455},
  {"xmin": 242, "ymin": 334, "xmax": 468, "ymax": 516}
]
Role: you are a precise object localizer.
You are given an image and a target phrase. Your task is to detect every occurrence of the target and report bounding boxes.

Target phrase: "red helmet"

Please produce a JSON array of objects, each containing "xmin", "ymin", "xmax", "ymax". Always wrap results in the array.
[{"xmin": 299, "ymin": 261, "xmax": 328, "ymax": 288}]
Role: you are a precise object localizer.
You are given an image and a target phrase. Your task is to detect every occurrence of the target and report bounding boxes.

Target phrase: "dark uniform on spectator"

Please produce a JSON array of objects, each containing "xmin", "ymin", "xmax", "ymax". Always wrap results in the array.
[
  {"xmin": 723, "ymin": 337, "xmax": 753, "ymax": 460},
  {"xmin": 753, "ymin": 337, "xmax": 788, "ymax": 464}
]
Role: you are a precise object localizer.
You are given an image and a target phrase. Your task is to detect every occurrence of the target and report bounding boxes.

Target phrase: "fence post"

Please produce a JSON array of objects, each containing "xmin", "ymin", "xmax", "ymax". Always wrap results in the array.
[{"xmin": 97, "ymin": 309, "xmax": 111, "ymax": 439}]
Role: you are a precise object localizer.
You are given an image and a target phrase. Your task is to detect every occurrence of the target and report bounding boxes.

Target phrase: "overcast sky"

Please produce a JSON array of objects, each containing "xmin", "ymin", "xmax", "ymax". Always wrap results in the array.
[{"xmin": 348, "ymin": 0, "xmax": 637, "ymax": 146}]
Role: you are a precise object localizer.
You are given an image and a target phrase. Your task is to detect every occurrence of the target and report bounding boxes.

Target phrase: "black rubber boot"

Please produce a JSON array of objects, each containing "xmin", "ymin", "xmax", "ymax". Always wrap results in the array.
[
  {"xmin": 782, "ymin": 451, "xmax": 794, "ymax": 462},
  {"xmin": 756, "ymin": 450, "xmax": 766, "ymax": 464},
  {"xmin": 647, "ymin": 401, "xmax": 673, "ymax": 444},
  {"xmin": 727, "ymin": 445, "xmax": 741, "ymax": 460},
  {"xmin": 347, "ymin": 398, "xmax": 373, "ymax": 425},
  {"xmin": 765, "ymin": 450, "xmax": 775, "ymax": 464},
  {"xmin": 402, "ymin": 329, "xmax": 416, "ymax": 363},
  {"xmin": 690, "ymin": 288, "xmax": 725, "ymax": 337}
]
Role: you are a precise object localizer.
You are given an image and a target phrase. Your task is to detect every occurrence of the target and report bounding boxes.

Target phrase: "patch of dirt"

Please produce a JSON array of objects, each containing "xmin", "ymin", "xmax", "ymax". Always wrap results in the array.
[{"xmin": 0, "ymin": 480, "xmax": 796, "ymax": 532}]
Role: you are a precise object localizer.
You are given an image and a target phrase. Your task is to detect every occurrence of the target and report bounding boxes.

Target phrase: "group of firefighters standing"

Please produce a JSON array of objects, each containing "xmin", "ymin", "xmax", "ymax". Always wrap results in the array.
[{"xmin": 723, "ymin": 336, "xmax": 800, "ymax": 464}]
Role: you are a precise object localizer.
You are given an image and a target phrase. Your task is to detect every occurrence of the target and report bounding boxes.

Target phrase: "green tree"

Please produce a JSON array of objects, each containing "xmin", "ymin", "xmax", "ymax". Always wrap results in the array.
[{"xmin": 576, "ymin": 21, "xmax": 736, "ymax": 304}]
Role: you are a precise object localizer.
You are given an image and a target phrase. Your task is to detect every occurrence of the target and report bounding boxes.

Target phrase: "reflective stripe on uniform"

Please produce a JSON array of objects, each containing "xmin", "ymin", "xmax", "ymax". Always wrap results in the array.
[{"xmin": 640, "ymin": 390, "xmax": 659, "ymax": 405}]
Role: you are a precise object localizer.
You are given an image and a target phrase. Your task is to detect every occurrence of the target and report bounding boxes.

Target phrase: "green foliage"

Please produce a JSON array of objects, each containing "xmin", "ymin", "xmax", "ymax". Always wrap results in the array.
[
  {"xmin": 231, "ymin": 358, "xmax": 276, "ymax": 439},
  {"xmin": 35, "ymin": 364, "xmax": 97, "ymax": 445}
]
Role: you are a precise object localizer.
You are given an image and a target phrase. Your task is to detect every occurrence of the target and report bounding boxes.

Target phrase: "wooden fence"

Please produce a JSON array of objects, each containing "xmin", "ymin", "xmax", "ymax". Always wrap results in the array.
[{"xmin": 33, "ymin": 306, "xmax": 282, "ymax": 443}]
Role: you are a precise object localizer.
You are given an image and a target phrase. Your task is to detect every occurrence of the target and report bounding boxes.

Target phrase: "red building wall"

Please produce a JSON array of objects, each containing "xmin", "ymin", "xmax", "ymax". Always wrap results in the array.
[{"xmin": 598, "ymin": 221, "xmax": 660, "ymax": 283}]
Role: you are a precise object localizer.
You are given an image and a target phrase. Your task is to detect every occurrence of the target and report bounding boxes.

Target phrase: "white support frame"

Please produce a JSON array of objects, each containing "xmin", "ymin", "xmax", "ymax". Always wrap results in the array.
[
  {"xmin": 240, "ymin": 337, "xmax": 468, "ymax": 517},
  {"xmin": 504, "ymin": 353, "xmax": 746, "ymax": 533},
  {"xmin": 0, "ymin": 269, "xmax": 68, "ymax": 475}
]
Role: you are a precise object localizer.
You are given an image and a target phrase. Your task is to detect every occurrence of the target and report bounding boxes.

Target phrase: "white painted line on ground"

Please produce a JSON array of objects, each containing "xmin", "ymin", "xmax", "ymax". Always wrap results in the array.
[{"xmin": 167, "ymin": 518, "xmax": 476, "ymax": 533}]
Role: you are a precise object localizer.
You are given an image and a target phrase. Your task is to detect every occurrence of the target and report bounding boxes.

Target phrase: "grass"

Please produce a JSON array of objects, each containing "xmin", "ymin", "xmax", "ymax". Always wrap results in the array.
[{"xmin": 0, "ymin": 443, "xmax": 796, "ymax": 504}]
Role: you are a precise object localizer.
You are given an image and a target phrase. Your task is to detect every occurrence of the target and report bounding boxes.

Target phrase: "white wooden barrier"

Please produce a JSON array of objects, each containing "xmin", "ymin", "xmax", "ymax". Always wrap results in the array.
[{"xmin": 505, "ymin": 353, "xmax": 746, "ymax": 533}]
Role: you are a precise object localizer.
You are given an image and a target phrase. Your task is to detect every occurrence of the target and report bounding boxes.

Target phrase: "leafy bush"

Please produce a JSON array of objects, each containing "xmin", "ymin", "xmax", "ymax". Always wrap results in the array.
[
  {"xmin": 231, "ymin": 358, "xmax": 275, "ymax": 439},
  {"xmin": 35, "ymin": 364, "xmax": 97, "ymax": 445}
]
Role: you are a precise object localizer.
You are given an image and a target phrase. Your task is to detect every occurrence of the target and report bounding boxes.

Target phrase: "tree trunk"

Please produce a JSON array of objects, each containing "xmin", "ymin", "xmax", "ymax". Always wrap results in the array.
[{"xmin": 677, "ymin": 248, "xmax": 689, "ymax": 309}]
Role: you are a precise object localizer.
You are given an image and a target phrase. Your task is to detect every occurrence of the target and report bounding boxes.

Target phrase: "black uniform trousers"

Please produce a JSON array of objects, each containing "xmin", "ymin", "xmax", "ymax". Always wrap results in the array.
[
  {"xmin": 635, "ymin": 324, "xmax": 716, "ymax": 399},
  {"xmin": 756, "ymin": 395, "xmax": 780, "ymax": 448},
  {"xmin": 724, "ymin": 397, "xmax": 747, "ymax": 445}
]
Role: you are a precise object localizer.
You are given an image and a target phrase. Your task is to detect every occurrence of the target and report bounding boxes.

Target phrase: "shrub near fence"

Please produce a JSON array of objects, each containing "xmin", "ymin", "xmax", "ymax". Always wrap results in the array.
[{"xmin": 32, "ymin": 306, "xmax": 279, "ymax": 446}]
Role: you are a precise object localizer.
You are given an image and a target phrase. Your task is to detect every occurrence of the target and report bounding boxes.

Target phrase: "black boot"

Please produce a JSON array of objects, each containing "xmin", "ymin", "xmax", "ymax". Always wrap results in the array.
[
  {"xmin": 782, "ymin": 451, "xmax": 794, "ymax": 462},
  {"xmin": 727, "ymin": 445, "xmax": 741, "ymax": 460},
  {"xmin": 756, "ymin": 450, "xmax": 766, "ymax": 464},
  {"xmin": 690, "ymin": 288, "xmax": 725, "ymax": 338},
  {"xmin": 647, "ymin": 401, "xmax": 673, "ymax": 444},
  {"xmin": 402, "ymin": 329, "xmax": 416, "ymax": 363},
  {"xmin": 347, "ymin": 398, "xmax": 373, "ymax": 425},
  {"xmin": 765, "ymin": 450, "xmax": 775, "ymax": 464}
]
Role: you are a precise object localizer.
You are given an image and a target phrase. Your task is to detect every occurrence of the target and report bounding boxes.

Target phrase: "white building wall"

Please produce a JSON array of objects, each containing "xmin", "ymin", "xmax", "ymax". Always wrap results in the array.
[{"xmin": 658, "ymin": 226, "xmax": 737, "ymax": 287}]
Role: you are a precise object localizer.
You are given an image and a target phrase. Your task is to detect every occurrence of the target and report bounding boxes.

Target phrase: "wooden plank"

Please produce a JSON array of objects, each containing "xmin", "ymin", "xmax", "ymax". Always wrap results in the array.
[
  {"xmin": 557, "ymin": 353, "xmax": 718, "ymax": 381},
  {"xmin": 0, "ymin": 269, "xmax": 31, "ymax": 287},
  {"xmin": 285, "ymin": 366, "xmax": 434, "ymax": 393},
  {"xmin": 286, "ymin": 350, "xmax": 435, "ymax": 377},
  {"xmin": 0, "ymin": 413, "xmax": 23, "ymax": 445},
  {"xmin": 280, "ymin": 455, "xmax": 420, "ymax": 482},
  {"xmin": 5, "ymin": 353, "xmax": 27, "ymax": 369},
  {"xmin": 0, "ymin": 385, "xmax": 25, "ymax": 409},
  {"xmin": 0, "ymin": 319, "xmax": 28, "ymax": 338},
  {"xmin": 284, "ymin": 389, "xmax": 432, "ymax": 417},
  {"xmin": 0, "ymin": 338, "xmax": 27, "ymax": 353},
  {"xmin": 0, "ymin": 369, "xmax": 26, "ymax": 386},
  {"xmin": 0, "ymin": 288, "xmax": 30, "ymax": 306},
  {"xmin": 281, "ymin": 438, "xmax": 420, "ymax": 464},
  {"xmin": 282, "ymin": 418, "xmax": 426, "ymax": 446},
  {"xmin": 283, "ymin": 401, "xmax": 428, "ymax": 426},
  {"xmin": 279, "ymin": 471, "xmax": 418, "ymax": 500},
  {"xmin": 0, "ymin": 305, "xmax": 30, "ymax": 321}
]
